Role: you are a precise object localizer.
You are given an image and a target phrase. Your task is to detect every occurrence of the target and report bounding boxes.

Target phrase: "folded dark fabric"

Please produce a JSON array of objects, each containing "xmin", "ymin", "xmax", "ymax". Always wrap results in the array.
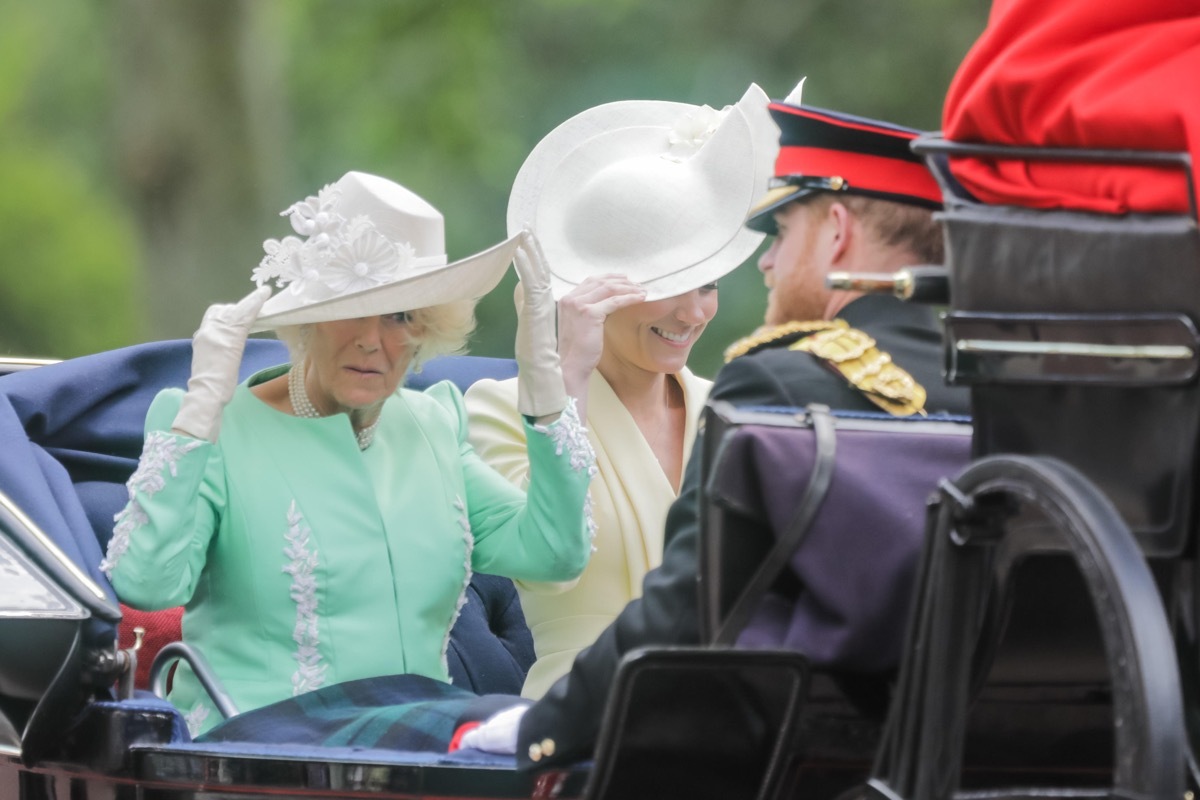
[
  {"xmin": 707, "ymin": 417, "xmax": 971, "ymax": 674},
  {"xmin": 196, "ymin": 674, "xmax": 525, "ymax": 752}
]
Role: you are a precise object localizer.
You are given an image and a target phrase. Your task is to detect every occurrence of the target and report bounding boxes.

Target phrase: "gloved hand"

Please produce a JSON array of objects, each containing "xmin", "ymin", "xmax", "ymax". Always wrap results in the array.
[
  {"xmin": 458, "ymin": 704, "xmax": 529, "ymax": 754},
  {"xmin": 172, "ymin": 286, "xmax": 272, "ymax": 442},
  {"xmin": 513, "ymin": 230, "xmax": 568, "ymax": 419}
]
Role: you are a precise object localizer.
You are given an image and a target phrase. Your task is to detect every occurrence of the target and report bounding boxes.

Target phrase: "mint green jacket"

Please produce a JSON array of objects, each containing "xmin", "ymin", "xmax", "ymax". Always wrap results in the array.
[{"xmin": 105, "ymin": 365, "xmax": 594, "ymax": 736}]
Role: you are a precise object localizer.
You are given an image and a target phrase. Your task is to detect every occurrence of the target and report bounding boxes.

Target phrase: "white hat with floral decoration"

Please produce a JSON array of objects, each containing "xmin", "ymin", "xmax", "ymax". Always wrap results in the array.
[
  {"xmin": 250, "ymin": 171, "xmax": 519, "ymax": 331},
  {"xmin": 507, "ymin": 84, "xmax": 779, "ymax": 301}
]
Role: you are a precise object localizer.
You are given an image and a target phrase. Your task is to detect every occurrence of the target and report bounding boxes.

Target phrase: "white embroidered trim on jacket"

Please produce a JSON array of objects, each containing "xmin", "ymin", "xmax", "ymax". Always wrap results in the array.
[
  {"xmin": 584, "ymin": 493, "xmax": 598, "ymax": 552},
  {"xmin": 441, "ymin": 496, "xmax": 475, "ymax": 681},
  {"xmin": 183, "ymin": 702, "xmax": 210, "ymax": 739},
  {"xmin": 281, "ymin": 501, "xmax": 327, "ymax": 696},
  {"xmin": 100, "ymin": 430, "xmax": 204, "ymax": 577},
  {"xmin": 531, "ymin": 397, "xmax": 599, "ymax": 547},
  {"xmin": 531, "ymin": 397, "xmax": 596, "ymax": 475}
]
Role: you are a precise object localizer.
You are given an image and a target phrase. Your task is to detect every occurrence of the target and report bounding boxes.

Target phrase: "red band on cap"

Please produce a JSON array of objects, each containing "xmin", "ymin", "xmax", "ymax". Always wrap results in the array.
[
  {"xmin": 777, "ymin": 105, "xmax": 920, "ymax": 141},
  {"xmin": 776, "ymin": 146, "xmax": 942, "ymax": 206}
]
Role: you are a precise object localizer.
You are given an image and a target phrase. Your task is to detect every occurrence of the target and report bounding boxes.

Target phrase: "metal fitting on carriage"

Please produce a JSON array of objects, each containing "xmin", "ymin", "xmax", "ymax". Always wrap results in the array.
[{"xmin": 827, "ymin": 265, "xmax": 949, "ymax": 304}]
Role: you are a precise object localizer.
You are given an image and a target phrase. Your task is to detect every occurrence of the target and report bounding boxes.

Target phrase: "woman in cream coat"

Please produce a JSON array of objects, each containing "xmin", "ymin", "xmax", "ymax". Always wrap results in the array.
[
  {"xmin": 467, "ymin": 276, "xmax": 715, "ymax": 697},
  {"xmin": 465, "ymin": 84, "xmax": 779, "ymax": 698}
]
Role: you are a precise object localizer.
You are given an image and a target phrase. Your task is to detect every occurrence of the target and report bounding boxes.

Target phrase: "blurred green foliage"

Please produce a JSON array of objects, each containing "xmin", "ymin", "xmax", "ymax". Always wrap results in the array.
[
  {"xmin": 0, "ymin": 2, "xmax": 138, "ymax": 358},
  {"xmin": 0, "ymin": 0, "xmax": 989, "ymax": 373},
  {"xmin": 0, "ymin": 147, "xmax": 139, "ymax": 358}
]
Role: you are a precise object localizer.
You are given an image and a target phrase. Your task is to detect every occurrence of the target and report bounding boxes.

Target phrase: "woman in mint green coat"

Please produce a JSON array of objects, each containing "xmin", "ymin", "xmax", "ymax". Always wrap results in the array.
[{"xmin": 102, "ymin": 172, "xmax": 594, "ymax": 737}]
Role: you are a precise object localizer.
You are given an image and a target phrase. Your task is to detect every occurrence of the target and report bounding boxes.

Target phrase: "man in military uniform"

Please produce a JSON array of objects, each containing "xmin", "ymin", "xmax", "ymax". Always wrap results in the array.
[
  {"xmin": 465, "ymin": 91, "xmax": 970, "ymax": 767},
  {"xmin": 715, "ymin": 100, "xmax": 965, "ymax": 418}
]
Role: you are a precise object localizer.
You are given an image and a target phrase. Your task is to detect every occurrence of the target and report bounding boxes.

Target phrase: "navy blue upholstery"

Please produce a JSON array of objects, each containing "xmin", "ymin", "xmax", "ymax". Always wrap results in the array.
[
  {"xmin": 406, "ymin": 354, "xmax": 518, "ymax": 392},
  {"xmin": 0, "ymin": 340, "xmax": 531, "ymax": 694}
]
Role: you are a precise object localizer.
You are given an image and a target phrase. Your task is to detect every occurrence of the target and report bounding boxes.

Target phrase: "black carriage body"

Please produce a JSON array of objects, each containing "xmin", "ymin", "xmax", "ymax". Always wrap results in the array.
[
  {"xmin": 870, "ymin": 138, "xmax": 1200, "ymax": 797},
  {"xmin": 925, "ymin": 141, "xmax": 1200, "ymax": 557}
]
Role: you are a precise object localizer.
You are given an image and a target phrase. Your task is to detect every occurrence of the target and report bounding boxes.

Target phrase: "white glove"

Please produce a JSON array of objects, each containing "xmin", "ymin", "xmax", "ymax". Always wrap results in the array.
[
  {"xmin": 172, "ymin": 286, "xmax": 272, "ymax": 442},
  {"xmin": 513, "ymin": 230, "xmax": 568, "ymax": 419},
  {"xmin": 458, "ymin": 704, "xmax": 529, "ymax": 754}
]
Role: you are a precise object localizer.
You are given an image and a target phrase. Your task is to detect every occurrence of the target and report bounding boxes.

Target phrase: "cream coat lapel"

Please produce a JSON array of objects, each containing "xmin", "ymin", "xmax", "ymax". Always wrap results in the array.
[{"xmin": 585, "ymin": 368, "xmax": 709, "ymax": 588}]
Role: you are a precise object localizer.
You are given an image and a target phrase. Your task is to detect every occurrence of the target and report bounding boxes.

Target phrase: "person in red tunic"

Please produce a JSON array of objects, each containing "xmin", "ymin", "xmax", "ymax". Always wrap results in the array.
[{"xmin": 942, "ymin": 0, "xmax": 1200, "ymax": 215}]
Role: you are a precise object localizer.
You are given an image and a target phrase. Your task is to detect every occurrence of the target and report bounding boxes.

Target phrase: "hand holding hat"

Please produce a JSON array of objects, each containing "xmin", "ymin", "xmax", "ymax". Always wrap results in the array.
[
  {"xmin": 556, "ymin": 274, "xmax": 646, "ymax": 409},
  {"xmin": 172, "ymin": 286, "xmax": 272, "ymax": 442},
  {"xmin": 513, "ymin": 230, "xmax": 569, "ymax": 419}
]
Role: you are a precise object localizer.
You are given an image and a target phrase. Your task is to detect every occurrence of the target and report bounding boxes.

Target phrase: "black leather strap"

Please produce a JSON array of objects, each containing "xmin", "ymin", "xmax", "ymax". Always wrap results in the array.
[{"xmin": 714, "ymin": 404, "xmax": 838, "ymax": 646}]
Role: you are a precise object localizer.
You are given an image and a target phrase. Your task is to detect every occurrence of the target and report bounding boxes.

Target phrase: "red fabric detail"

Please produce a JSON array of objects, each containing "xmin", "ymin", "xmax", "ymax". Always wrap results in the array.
[
  {"xmin": 118, "ymin": 604, "xmax": 183, "ymax": 689},
  {"xmin": 774, "ymin": 104, "xmax": 918, "ymax": 139},
  {"xmin": 776, "ymin": 146, "xmax": 943, "ymax": 206},
  {"xmin": 943, "ymin": 0, "xmax": 1200, "ymax": 214},
  {"xmin": 447, "ymin": 721, "xmax": 482, "ymax": 752}
]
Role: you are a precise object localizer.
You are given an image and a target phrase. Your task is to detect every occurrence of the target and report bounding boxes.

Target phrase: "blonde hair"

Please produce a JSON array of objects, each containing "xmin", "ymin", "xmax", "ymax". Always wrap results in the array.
[
  {"xmin": 274, "ymin": 298, "xmax": 478, "ymax": 373},
  {"xmin": 406, "ymin": 298, "xmax": 477, "ymax": 369}
]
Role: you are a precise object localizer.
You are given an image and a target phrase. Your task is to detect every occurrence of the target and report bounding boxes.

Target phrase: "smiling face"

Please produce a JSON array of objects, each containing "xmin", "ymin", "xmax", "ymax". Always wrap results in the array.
[
  {"xmin": 302, "ymin": 313, "xmax": 416, "ymax": 418},
  {"xmin": 600, "ymin": 285, "xmax": 719, "ymax": 378}
]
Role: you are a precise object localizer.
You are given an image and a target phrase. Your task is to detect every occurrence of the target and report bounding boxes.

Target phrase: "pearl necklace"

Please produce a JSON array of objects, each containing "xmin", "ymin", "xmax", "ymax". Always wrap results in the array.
[{"xmin": 288, "ymin": 362, "xmax": 380, "ymax": 451}]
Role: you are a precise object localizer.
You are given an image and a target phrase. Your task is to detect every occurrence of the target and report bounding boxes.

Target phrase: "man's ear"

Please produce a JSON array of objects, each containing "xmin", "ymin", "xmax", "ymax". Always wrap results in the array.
[{"xmin": 826, "ymin": 201, "xmax": 854, "ymax": 265}]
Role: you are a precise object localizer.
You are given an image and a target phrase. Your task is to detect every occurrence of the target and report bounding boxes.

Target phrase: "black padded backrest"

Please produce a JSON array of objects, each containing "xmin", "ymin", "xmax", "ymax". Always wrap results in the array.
[{"xmin": 921, "ymin": 142, "xmax": 1200, "ymax": 557}]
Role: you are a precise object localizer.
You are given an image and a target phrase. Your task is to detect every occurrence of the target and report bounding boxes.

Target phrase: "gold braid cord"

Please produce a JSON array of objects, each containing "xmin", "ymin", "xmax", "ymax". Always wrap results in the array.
[
  {"xmin": 723, "ymin": 320, "xmax": 842, "ymax": 363},
  {"xmin": 789, "ymin": 325, "xmax": 927, "ymax": 416}
]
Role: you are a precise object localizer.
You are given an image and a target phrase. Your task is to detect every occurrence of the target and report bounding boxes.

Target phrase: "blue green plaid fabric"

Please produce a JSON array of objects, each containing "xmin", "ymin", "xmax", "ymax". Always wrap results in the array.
[{"xmin": 196, "ymin": 674, "xmax": 525, "ymax": 751}]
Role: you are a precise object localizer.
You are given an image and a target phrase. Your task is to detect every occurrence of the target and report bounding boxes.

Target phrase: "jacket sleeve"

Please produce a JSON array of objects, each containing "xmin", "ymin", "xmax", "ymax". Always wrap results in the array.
[
  {"xmin": 428, "ymin": 381, "xmax": 595, "ymax": 584},
  {"xmin": 101, "ymin": 388, "xmax": 225, "ymax": 610},
  {"xmin": 515, "ymin": 355, "xmax": 793, "ymax": 768},
  {"xmin": 464, "ymin": 377, "xmax": 584, "ymax": 596}
]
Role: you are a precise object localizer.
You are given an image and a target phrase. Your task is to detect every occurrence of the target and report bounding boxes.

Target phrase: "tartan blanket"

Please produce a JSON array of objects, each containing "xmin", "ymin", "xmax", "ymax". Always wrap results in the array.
[{"xmin": 196, "ymin": 674, "xmax": 526, "ymax": 751}]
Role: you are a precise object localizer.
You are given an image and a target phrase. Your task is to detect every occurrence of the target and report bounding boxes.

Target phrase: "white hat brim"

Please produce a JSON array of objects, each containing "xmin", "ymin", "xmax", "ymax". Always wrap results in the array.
[
  {"xmin": 508, "ymin": 85, "xmax": 778, "ymax": 302},
  {"xmin": 250, "ymin": 233, "xmax": 520, "ymax": 331}
]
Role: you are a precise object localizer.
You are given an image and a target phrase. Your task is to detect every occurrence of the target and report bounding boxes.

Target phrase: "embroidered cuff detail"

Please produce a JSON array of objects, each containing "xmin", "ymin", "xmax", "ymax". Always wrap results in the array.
[
  {"xmin": 442, "ymin": 496, "xmax": 475, "ymax": 681},
  {"xmin": 100, "ymin": 430, "xmax": 204, "ymax": 577},
  {"xmin": 531, "ymin": 396, "xmax": 597, "ymax": 477},
  {"xmin": 282, "ymin": 501, "xmax": 327, "ymax": 696}
]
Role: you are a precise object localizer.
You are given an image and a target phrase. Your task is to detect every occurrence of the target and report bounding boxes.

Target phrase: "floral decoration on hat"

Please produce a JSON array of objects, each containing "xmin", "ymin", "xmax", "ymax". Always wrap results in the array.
[
  {"xmin": 665, "ymin": 105, "xmax": 726, "ymax": 162},
  {"xmin": 252, "ymin": 185, "xmax": 426, "ymax": 303}
]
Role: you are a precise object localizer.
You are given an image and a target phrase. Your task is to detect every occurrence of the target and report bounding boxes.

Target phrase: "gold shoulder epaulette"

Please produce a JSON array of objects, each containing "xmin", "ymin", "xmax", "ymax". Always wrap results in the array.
[
  {"xmin": 723, "ymin": 319, "xmax": 842, "ymax": 363},
  {"xmin": 789, "ymin": 325, "xmax": 927, "ymax": 416}
]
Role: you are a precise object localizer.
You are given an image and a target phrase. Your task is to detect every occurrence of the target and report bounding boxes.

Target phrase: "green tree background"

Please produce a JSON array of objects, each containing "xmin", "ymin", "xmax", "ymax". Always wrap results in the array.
[{"xmin": 0, "ymin": 0, "xmax": 988, "ymax": 378}]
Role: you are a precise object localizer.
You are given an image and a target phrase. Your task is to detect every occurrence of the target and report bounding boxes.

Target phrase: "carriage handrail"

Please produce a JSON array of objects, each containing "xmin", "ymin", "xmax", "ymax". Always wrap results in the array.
[
  {"xmin": 911, "ymin": 133, "xmax": 1198, "ymax": 222},
  {"xmin": 870, "ymin": 454, "xmax": 1186, "ymax": 799},
  {"xmin": 912, "ymin": 133, "xmax": 1195, "ymax": 224},
  {"xmin": 149, "ymin": 641, "xmax": 240, "ymax": 721}
]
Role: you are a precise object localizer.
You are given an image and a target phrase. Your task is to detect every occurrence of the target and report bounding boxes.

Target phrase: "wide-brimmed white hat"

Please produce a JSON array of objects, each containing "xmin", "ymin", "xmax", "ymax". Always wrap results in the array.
[
  {"xmin": 507, "ymin": 84, "xmax": 778, "ymax": 301},
  {"xmin": 251, "ymin": 171, "xmax": 519, "ymax": 331}
]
